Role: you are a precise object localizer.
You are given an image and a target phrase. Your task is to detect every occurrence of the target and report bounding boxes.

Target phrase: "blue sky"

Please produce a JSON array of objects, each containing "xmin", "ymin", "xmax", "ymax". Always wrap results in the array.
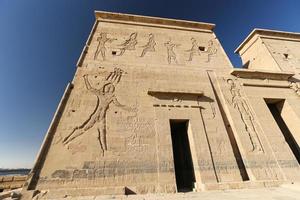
[{"xmin": 0, "ymin": 0, "xmax": 300, "ymax": 168}]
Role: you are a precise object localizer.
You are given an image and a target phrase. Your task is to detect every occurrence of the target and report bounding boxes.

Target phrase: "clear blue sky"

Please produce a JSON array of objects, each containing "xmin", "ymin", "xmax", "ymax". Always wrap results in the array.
[{"xmin": 1, "ymin": 0, "xmax": 300, "ymax": 168}]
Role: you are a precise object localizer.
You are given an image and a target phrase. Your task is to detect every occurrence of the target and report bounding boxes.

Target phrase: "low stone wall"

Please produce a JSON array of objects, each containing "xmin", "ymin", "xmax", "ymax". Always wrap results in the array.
[{"xmin": 0, "ymin": 176, "xmax": 27, "ymax": 192}]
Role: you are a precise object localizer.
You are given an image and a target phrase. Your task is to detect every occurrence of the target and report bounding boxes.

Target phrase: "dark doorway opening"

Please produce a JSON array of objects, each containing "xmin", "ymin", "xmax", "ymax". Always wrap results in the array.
[
  {"xmin": 170, "ymin": 120, "xmax": 195, "ymax": 192},
  {"xmin": 266, "ymin": 99, "xmax": 300, "ymax": 164}
]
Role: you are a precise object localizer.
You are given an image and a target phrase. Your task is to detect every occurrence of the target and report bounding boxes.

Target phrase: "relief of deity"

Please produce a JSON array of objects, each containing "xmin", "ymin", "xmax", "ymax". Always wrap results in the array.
[
  {"xmin": 140, "ymin": 33, "xmax": 156, "ymax": 57},
  {"xmin": 206, "ymin": 39, "xmax": 217, "ymax": 62},
  {"xmin": 117, "ymin": 32, "xmax": 138, "ymax": 56},
  {"xmin": 164, "ymin": 40, "xmax": 180, "ymax": 64},
  {"xmin": 226, "ymin": 79, "xmax": 263, "ymax": 153}
]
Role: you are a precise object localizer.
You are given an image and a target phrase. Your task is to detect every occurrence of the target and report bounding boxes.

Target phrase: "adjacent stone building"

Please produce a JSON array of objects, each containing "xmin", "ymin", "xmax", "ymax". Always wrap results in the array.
[{"xmin": 21, "ymin": 11, "xmax": 300, "ymax": 199}]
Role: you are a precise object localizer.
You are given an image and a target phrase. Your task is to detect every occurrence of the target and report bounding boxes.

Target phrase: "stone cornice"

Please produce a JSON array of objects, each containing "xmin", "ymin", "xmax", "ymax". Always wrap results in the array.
[
  {"xmin": 235, "ymin": 28, "xmax": 300, "ymax": 54},
  {"xmin": 230, "ymin": 69, "xmax": 294, "ymax": 80},
  {"xmin": 95, "ymin": 11, "xmax": 215, "ymax": 32}
]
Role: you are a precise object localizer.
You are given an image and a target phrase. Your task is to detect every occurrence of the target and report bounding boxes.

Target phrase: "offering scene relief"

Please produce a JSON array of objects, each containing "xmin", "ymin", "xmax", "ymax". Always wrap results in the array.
[{"xmin": 92, "ymin": 30, "xmax": 218, "ymax": 64}]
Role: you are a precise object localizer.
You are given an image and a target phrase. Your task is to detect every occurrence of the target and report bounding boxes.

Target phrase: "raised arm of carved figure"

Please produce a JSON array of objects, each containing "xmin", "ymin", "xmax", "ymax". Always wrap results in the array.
[
  {"xmin": 107, "ymin": 38, "xmax": 117, "ymax": 43},
  {"xmin": 113, "ymin": 97, "xmax": 136, "ymax": 112},
  {"xmin": 83, "ymin": 75, "xmax": 98, "ymax": 93},
  {"xmin": 106, "ymin": 68, "xmax": 123, "ymax": 84}
]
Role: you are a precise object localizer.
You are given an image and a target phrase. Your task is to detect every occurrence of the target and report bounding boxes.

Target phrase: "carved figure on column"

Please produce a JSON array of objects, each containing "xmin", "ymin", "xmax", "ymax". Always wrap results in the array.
[
  {"xmin": 226, "ymin": 79, "xmax": 263, "ymax": 153},
  {"xmin": 206, "ymin": 39, "xmax": 217, "ymax": 62},
  {"xmin": 186, "ymin": 38, "xmax": 200, "ymax": 61},
  {"xmin": 117, "ymin": 32, "xmax": 138, "ymax": 56},
  {"xmin": 140, "ymin": 33, "xmax": 156, "ymax": 57},
  {"xmin": 62, "ymin": 68, "xmax": 135, "ymax": 156},
  {"xmin": 94, "ymin": 33, "xmax": 116, "ymax": 60},
  {"xmin": 164, "ymin": 40, "xmax": 180, "ymax": 64}
]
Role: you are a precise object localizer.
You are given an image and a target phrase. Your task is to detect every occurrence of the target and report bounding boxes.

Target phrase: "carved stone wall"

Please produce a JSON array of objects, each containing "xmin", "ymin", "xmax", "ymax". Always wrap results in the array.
[{"xmin": 22, "ymin": 11, "xmax": 300, "ymax": 199}]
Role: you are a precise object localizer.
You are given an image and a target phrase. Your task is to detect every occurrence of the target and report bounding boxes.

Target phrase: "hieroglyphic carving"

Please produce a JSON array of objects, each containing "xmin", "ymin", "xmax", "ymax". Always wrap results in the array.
[
  {"xmin": 226, "ymin": 79, "xmax": 263, "ymax": 153},
  {"xmin": 164, "ymin": 40, "xmax": 180, "ymax": 64},
  {"xmin": 52, "ymin": 170, "xmax": 72, "ymax": 179},
  {"xmin": 140, "ymin": 33, "xmax": 156, "ymax": 57},
  {"xmin": 117, "ymin": 32, "xmax": 138, "ymax": 56},
  {"xmin": 206, "ymin": 39, "xmax": 217, "ymax": 62},
  {"xmin": 126, "ymin": 133, "xmax": 149, "ymax": 152},
  {"xmin": 62, "ymin": 68, "xmax": 135, "ymax": 156},
  {"xmin": 290, "ymin": 81, "xmax": 300, "ymax": 96},
  {"xmin": 125, "ymin": 117, "xmax": 153, "ymax": 151},
  {"xmin": 186, "ymin": 38, "xmax": 200, "ymax": 61},
  {"xmin": 94, "ymin": 33, "xmax": 116, "ymax": 60}
]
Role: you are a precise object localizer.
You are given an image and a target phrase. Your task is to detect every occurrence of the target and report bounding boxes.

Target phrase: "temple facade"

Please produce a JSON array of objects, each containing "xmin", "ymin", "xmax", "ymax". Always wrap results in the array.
[{"xmin": 21, "ymin": 11, "xmax": 300, "ymax": 199}]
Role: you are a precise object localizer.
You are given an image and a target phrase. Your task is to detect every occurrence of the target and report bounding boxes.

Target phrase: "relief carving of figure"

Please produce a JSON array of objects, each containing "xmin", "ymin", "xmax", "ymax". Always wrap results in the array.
[
  {"xmin": 164, "ymin": 40, "xmax": 180, "ymax": 64},
  {"xmin": 226, "ymin": 79, "xmax": 263, "ymax": 153},
  {"xmin": 290, "ymin": 82, "xmax": 300, "ymax": 96},
  {"xmin": 62, "ymin": 68, "xmax": 135, "ymax": 156},
  {"xmin": 117, "ymin": 32, "xmax": 138, "ymax": 56},
  {"xmin": 140, "ymin": 33, "xmax": 156, "ymax": 57},
  {"xmin": 186, "ymin": 38, "xmax": 201, "ymax": 61},
  {"xmin": 94, "ymin": 33, "xmax": 116, "ymax": 60},
  {"xmin": 206, "ymin": 39, "xmax": 217, "ymax": 62}
]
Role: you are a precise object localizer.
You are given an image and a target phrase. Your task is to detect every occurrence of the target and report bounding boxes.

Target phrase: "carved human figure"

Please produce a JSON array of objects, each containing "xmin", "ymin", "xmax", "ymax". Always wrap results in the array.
[
  {"xmin": 62, "ymin": 68, "xmax": 135, "ymax": 155},
  {"xmin": 140, "ymin": 33, "xmax": 156, "ymax": 57},
  {"xmin": 186, "ymin": 38, "xmax": 200, "ymax": 61},
  {"xmin": 117, "ymin": 32, "xmax": 138, "ymax": 56},
  {"xmin": 226, "ymin": 79, "xmax": 263, "ymax": 153},
  {"xmin": 290, "ymin": 81, "xmax": 300, "ymax": 96},
  {"xmin": 94, "ymin": 33, "xmax": 116, "ymax": 60},
  {"xmin": 164, "ymin": 40, "xmax": 180, "ymax": 64},
  {"xmin": 206, "ymin": 39, "xmax": 217, "ymax": 62}
]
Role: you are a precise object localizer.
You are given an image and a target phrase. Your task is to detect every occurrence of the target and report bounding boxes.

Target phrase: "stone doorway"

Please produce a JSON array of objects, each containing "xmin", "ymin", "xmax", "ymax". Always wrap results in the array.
[
  {"xmin": 170, "ymin": 120, "xmax": 196, "ymax": 192},
  {"xmin": 266, "ymin": 99, "xmax": 300, "ymax": 164}
]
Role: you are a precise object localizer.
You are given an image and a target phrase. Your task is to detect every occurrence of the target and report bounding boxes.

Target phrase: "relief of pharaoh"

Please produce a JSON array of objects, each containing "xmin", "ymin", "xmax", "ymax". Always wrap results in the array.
[
  {"xmin": 62, "ymin": 68, "xmax": 136, "ymax": 155},
  {"xmin": 94, "ymin": 32, "xmax": 116, "ymax": 61},
  {"xmin": 186, "ymin": 38, "xmax": 200, "ymax": 61}
]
